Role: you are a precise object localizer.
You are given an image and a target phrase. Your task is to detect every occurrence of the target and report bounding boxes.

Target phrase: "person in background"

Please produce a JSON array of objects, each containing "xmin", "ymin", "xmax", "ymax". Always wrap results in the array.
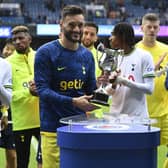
[
  {"xmin": 0, "ymin": 40, "xmax": 16, "ymax": 168},
  {"xmin": 81, "ymin": 22, "xmax": 110, "ymax": 117},
  {"xmin": 7, "ymin": 25, "xmax": 40, "ymax": 168},
  {"xmin": 136, "ymin": 13, "xmax": 168, "ymax": 168},
  {"xmin": 34, "ymin": 5, "xmax": 97, "ymax": 168},
  {"xmin": 81, "ymin": 22, "xmax": 102, "ymax": 77},
  {"xmin": 103, "ymin": 22, "xmax": 155, "ymax": 117},
  {"xmin": 2, "ymin": 38, "xmax": 15, "ymax": 58}
]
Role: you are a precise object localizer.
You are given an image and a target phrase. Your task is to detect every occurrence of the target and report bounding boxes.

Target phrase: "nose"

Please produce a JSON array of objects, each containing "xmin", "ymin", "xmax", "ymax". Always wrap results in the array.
[
  {"xmin": 150, "ymin": 27, "xmax": 155, "ymax": 32},
  {"xmin": 14, "ymin": 38, "xmax": 21, "ymax": 44},
  {"xmin": 73, "ymin": 25, "xmax": 81, "ymax": 32}
]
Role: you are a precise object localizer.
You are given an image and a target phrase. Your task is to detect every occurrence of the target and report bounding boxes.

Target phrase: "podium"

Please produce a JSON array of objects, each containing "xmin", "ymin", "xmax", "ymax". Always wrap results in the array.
[{"xmin": 57, "ymin": 114, "xmax": 160, "ymax": 168}]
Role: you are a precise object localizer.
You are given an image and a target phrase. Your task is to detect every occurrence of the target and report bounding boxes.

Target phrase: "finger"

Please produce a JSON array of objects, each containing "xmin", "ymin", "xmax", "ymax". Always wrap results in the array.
[{"xmin": 116, "ymin": 69, "xmax": 121, "ymax": 73}]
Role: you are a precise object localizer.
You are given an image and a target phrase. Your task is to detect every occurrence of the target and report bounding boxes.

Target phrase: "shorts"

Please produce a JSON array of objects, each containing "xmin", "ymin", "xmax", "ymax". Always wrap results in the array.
[
  {"xmin": 41, "ymin": 133, "xmax": 60, "ymax": 168},
  {"xmin": 152, "ymin": 114, "xmax": 168, "ymax": 145},
  {"xmin": 0, "ymin": 123, "xmax": 15, "ymax": 149}
]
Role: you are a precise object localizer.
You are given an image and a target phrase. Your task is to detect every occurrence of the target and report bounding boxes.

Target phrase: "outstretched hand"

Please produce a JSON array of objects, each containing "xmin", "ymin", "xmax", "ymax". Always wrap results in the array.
[{"xmin": 72, "ymin": 95, "xmax": 100, "ymax": 112}]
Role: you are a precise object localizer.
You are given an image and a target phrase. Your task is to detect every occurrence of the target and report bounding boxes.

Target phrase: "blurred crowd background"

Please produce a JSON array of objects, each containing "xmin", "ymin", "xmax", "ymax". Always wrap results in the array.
[
  {"xmin": 0, "ymin": 0, "xmax": 168, "ymax": 50},
  {"xmin": 0, "ymin": 0, "xmax": 168, "ymax": 25}
]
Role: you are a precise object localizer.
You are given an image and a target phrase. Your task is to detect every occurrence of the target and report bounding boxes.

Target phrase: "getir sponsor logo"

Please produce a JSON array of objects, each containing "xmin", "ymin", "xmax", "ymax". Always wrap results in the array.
[{"xmin": 60, "ymin": 79, "xmax": 84, "ymax": 91}]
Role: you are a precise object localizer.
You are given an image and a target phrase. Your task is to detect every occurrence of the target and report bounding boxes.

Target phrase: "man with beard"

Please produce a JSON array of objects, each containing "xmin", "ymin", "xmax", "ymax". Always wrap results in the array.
[
  {"xmin": 34, "ymin": 5, "xmax": 98, "ymax": 168},
  {"xmin": 7, "ymin": 26, "xmax": 40, "ymax": 168},
  {"xmin": 81, "ymin": 22, "xmax": 101, "ymax": 77},
  {"xmin": 81, "ymin": 22, "xmax": 110, "ymax": 117},
  {"xmin": 136, "ymin": 13, "xmax": 168, "ymax": 168}
]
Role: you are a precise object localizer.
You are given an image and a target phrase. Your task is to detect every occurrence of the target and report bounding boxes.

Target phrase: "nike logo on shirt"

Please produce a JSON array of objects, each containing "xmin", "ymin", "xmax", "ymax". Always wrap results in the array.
[{"xmin": 57, "ymin": 67, "xmax": 66, "ymax": 71}]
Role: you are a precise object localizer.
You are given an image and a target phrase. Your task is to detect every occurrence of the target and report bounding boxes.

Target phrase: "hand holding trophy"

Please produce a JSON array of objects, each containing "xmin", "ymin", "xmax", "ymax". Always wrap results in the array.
[{"xmin": 90, "ymin": 43, "xmax": 124, "ymax": 106}]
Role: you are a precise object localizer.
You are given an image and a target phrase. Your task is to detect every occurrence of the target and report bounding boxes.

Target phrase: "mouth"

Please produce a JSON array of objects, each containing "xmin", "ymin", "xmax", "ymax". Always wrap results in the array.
[
  {"xmin": 148, "ymin": 34, "xmax": 155, "ymax": 37},
  {"xmin": 72, "ymin": 33, "xmax": 81, "ymax": 38}
]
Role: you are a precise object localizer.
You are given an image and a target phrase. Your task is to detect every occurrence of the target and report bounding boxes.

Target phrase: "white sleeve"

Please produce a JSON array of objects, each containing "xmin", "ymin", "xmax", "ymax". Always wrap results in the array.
[
  {"xmin": 0, "ymin": 61, "xmax": 12, "ymax": 106},
  {"xmin": 117, "ymin": 76, "xmax": 154, "ymax": 94}
]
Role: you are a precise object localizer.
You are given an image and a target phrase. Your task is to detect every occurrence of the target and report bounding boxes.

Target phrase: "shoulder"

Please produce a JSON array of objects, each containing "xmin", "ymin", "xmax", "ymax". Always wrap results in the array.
[
  {"xmin": 135, "ymin": 40, "xmax": 143, "ymax": 47},
  {"xmin": 0, "ymin": 57, "xmax": 11, "ymax": 70},
  {"xmin": 6, "ymin": 50, "xmax": 19, "ymax": 63},
  {"xmin": 35, "ymin": 40, "xmax": 58, "ymax": 61},
  {"xmin": 134, "ymin": 48, "xmax": 153, "ymax": 62},
  {"xmin": 78, "ymin": 45, "xmax": 93, "ymax": 56},
  {"xmin": 36, "ymin": 40, "xmax": 58, "ymax": 53},
  {"xmin": 156, "ymin": 41, "xmax": 168, "ymax": 49},
  {"xmin": 134, "ymin": 47, "xmax": 151, "ymax": 55}
]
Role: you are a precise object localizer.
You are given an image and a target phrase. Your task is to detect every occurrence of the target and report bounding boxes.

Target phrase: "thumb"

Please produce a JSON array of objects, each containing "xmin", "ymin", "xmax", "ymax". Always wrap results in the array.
[{"xmin": 84, "ymin": 95, "xmax": 93, "ymax": 100}]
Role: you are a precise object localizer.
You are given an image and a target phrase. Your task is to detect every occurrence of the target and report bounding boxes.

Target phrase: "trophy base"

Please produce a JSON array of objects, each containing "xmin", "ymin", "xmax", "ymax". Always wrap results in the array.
[{"xmin": 90, "ymin": 92, "xmax": 109, "ymax": 107}]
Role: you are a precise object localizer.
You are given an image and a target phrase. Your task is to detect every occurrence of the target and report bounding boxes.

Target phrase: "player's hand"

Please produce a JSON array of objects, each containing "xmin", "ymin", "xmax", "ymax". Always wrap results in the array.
[
  {"xmin": 97, "ymin": 71, "xmax": 110, "ymax": 88},
  {"xmin": 155, "ymin": 52, "xmax": 168, "ymax": 71},
  {"xmin": 1, "ymin": 116, "xmax": 8, "ymax": 130},
  {"xmin": 109, "ymin": 69, "xmax": 121, "ymax": 88},
  {"xmin": 29, "ymin": 80, "xmax": 38, "ymax": 96},
  {"xmin": 72, "ymin": 95, "xmax": 99, "ymax": 112}
]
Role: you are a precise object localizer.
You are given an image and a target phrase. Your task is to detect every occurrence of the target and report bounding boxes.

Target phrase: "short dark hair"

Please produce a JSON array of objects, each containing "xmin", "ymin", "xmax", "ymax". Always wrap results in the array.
[
  {"xmin": 142, "ymin": 13, "xmax": 159, "ymax": 24},
  {"xmin": 84, "ymin": 22, "xmax": 99, "ymax": 34},
  {"xmin": 112, "ymin": 22, "xmax": 135, "ymax": 47},
  {"xmin": 11, "ymin": 25, "xmax": 30, "ymax": 35},
  {"xmin": 61, "ymin": 5, "xmax": 84, "ymax": 20}
]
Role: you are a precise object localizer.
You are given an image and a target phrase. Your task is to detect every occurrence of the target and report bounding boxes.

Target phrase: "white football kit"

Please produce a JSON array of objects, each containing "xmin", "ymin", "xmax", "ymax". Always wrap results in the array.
[
  {"xmin": 0, "ymin": 57, "xmax": 12, "ymax": 106},
  {"xmin": 107, "ymin": 48, "xmax": 155, "ymax": 117}
]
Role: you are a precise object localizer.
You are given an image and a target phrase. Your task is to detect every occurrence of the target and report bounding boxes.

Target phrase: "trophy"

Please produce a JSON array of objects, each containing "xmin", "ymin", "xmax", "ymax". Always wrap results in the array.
[{"xmin": 90, "ymin": 43, "xmax": 124, "ymax": 106}]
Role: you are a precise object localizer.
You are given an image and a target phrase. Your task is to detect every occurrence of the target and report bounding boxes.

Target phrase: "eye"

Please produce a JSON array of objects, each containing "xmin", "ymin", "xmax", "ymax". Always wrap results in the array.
[
  {"xmin": 69, "ymin": 23, "xmax": 76, "ymax": 28},
  {"xmin": 78, "ymin": 23, "xmax": 84, "ymax": 28}
]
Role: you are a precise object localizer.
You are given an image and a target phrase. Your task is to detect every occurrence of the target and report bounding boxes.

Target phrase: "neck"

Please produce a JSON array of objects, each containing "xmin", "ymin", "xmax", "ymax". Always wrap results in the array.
[
  {"xmin": 87, "ymin": 45, "xmax": 94, "ymax": 50},
  {"xmin": 124, "ymin": 46, "xmax": 134, "ymax": 55},
  {"xmin": 142, "ymin": 37, "xmax": 156, "ymax": 47},
  {"xmin": 60, "ymin": 37, "xmax": 79, "ymax": 50}
]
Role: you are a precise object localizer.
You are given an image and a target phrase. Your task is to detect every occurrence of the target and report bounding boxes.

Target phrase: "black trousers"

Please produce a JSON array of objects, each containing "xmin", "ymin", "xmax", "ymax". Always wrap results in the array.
[{"xmin": 13, "ymin": 127, "xmax": 40, "ymax": 168}]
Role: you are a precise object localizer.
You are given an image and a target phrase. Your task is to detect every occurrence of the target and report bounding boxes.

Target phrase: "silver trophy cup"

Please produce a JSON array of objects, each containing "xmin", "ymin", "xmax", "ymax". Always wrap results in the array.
[{"xmin": 90, "ymin": 46, "xmax": 124, "ymax": 106}]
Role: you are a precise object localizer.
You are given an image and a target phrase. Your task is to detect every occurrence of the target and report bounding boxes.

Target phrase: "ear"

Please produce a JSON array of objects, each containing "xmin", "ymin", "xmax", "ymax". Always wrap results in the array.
[
  {"xmin": 60, "ymin": 19, "xmax": 64, "ymax": 28},
  {"xmin": 28, "ymin": 35, "xmax": 32, "ymax": 44},
  {"xmin": 60, "ymin": 19, "xmax": 63, "ymax": 32},
  {"xmin": 94, "ymin": 35, "xmax": 98, "ymax": 42},
  {"xmin": 140, "ymin": 25, "xmax": 144, "ymax": 32}
]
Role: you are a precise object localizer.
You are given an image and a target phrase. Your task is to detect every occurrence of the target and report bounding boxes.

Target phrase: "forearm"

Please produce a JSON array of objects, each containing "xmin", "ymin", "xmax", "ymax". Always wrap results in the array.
[
  {"xmin": 117, "ymin": 76, "xmax": 154, "ymax": 94},
  {"xmin": 38, "ymin": 87, "xmax": 72, "ymax": 106},
  {"xmin": 0, "ymin": 86, "xmax": 12, "ymax": 106}
]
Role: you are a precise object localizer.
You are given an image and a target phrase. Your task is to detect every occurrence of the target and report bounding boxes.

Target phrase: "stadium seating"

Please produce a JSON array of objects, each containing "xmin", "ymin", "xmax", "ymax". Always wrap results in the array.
[{"xmin": 0, "ymin": 0, "xmax": 167, "ymax": 25}]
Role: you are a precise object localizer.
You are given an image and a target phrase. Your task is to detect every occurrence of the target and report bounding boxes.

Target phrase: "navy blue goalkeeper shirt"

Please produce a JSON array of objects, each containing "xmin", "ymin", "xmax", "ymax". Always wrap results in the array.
[{"xmin": 34, "ymin": 40, "xmax": 96, "ymax": 132}]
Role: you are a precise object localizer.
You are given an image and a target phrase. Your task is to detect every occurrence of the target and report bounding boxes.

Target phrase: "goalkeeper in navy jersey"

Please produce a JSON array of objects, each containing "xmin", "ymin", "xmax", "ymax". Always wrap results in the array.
[{"xmin": 34, "ymin": 5, "xmax": 98, "ymax": 168}]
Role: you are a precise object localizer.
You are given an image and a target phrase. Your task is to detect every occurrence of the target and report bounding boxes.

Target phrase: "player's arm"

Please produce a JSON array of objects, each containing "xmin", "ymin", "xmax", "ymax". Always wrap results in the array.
[
  {"xmin": 0, "ymin": 63, "xmax": 12, "ymax": 106},
  {"xmin": 117, "ymin": 76, "xmax": 154, "ymax": 94},
  {"xmin": 0, "ymin": 62, "xmax": 12, "ymax": 129},
  {"xmin": 0, "ymin": 105, "xmax": 8, "ymax": 130},
  {"xmin": 106, "ymin": 72, "xmax": 154, "ymax": 95},
  {"xmin": 155, "ymin": 52, "xmax": 168, "ymax": 71}
]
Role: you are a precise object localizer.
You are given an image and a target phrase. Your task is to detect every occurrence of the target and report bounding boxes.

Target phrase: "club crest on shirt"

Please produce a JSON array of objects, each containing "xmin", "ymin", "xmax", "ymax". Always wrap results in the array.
[
  {"xmin": 82, "ymin": 65, "xmax": 86, "ymax": 75},
  {"xmin": 131, "ymin": 64, "xmax": 136, "ymax": 71}
]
